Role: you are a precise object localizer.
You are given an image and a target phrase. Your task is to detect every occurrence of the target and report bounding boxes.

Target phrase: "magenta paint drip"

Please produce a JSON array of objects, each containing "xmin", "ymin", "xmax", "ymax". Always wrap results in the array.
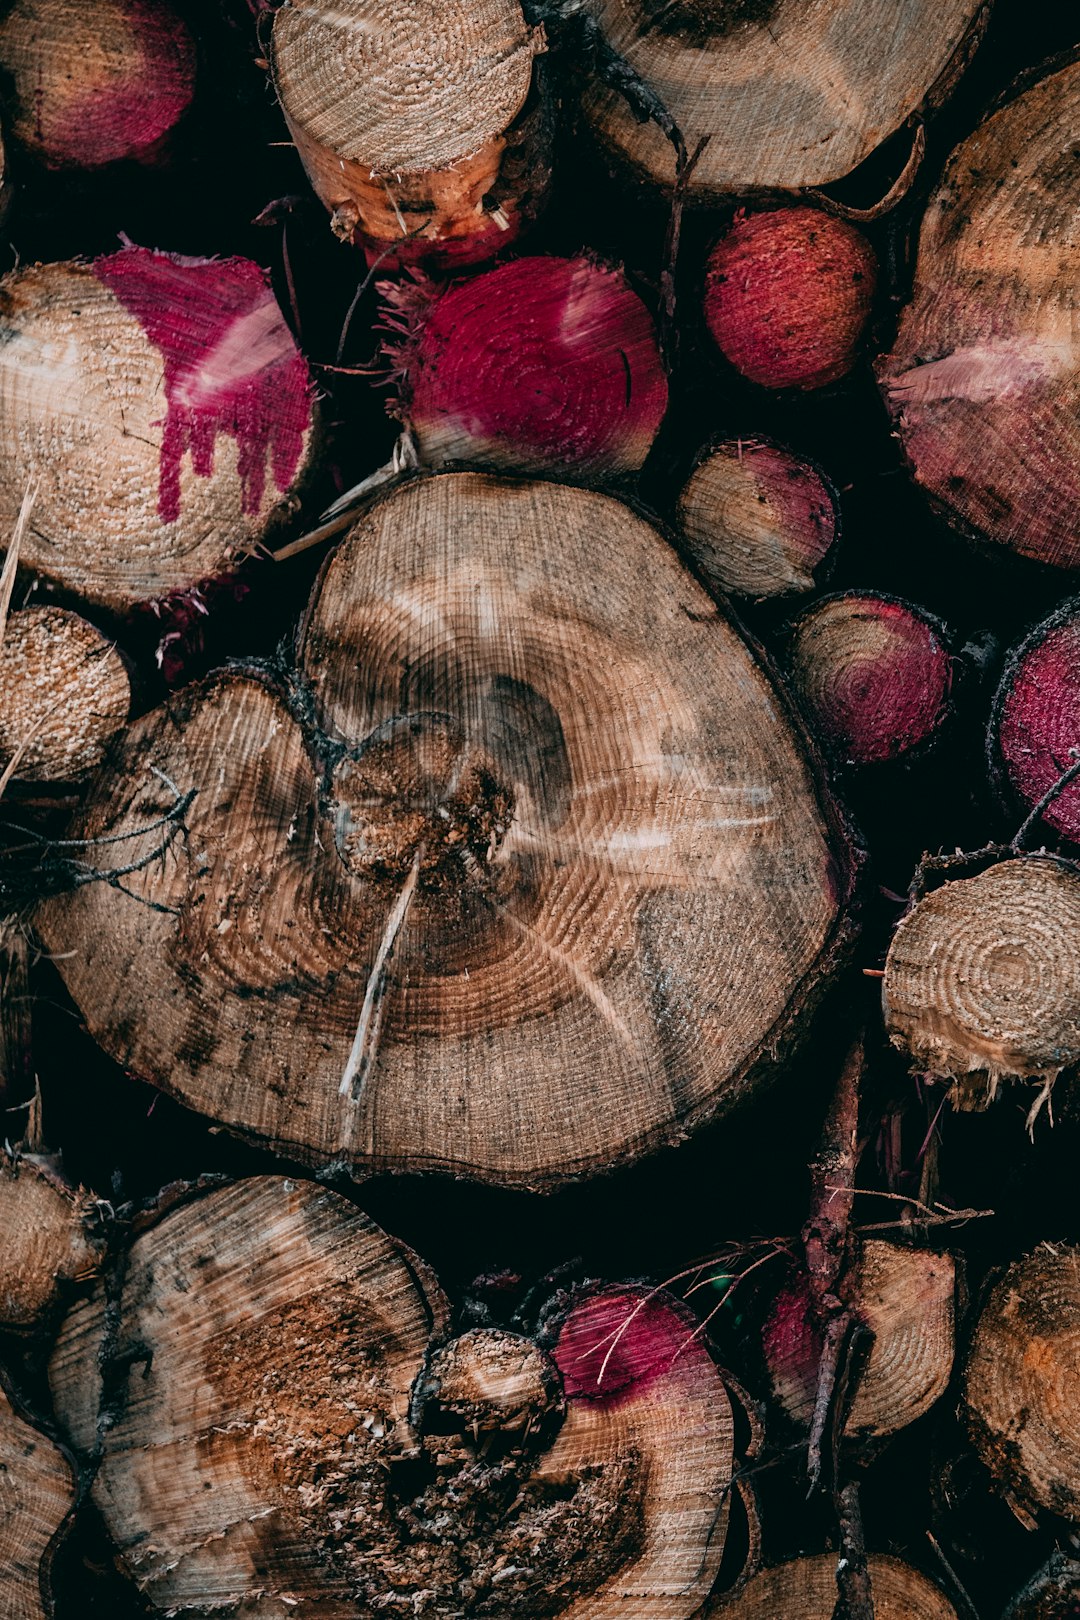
[{"xmin": 93, "ymin": 248, "xmax": 311, "ymax": 524}]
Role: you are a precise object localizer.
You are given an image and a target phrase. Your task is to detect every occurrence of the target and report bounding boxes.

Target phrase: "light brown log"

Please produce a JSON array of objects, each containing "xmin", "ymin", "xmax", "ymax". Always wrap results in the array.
[
  {"xmin": 883, "ymin": 856, "xmax": 1080, "ymax": 1107},
  {"xmin": 0, "ymin": 1381, "xmax": 74, "ymax": 1620},
  {"xmin": 965, "ymin": 1246, "xmax": 1080, "ymax": 1522},
  {"xmin": 580, "ymin": 0, "xmax": 986, "ymax": 195},
  {"xmin": 0, "ymin": 607, "xmax": 130, "ymax": 782},
  {"xmin": 0, "ymin": 1154, "xmax": 102, "ymax": 1331},
  {"xmin": 37, "ymin": 472, "xmax": 855, "ymax": 1188},
  {"xmin": 707, "ymin": 1552, "xmax": 958, "ymax": 1618},
  {"xmin": 48, "ymin": 1176, "xmax": 735, "ymax": 1617}
]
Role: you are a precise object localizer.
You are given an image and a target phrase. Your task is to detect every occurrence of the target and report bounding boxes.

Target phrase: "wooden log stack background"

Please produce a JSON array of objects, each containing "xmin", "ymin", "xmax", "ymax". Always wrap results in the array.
[{"xmin": 1, "ymin": 2, "xmax": 1080, "ymax": 1616}]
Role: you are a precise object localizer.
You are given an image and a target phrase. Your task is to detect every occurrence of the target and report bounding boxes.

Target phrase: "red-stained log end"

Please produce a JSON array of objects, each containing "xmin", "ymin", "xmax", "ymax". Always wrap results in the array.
[
  {"xmin": 677, "ymin": 438, "xmax": 839, "ymax": 600},
  {"xmin": 993, "ymin": 601, "xmax": 1080, "ymax": 844},
  {"xmin": 384, "ymin": 255, "xmax": 669, "ymax": 478},
  {"xmin": 92, "ymin": 247, "xmax": 313, "ymax": 526},
  {"xmin": 704, "ymin": 206, "xmax": 878, "ymax": 391},
  {"xmin": 0, "ymin": 0, "xmax": 196, "ymax": 171},
  {"xmin": 790, "ymin": 593, "xmax": 952, "ymax": 766},
  {"xmin": 553, "ymin": 1287, "xmax": 713, "ymax": 1411}
]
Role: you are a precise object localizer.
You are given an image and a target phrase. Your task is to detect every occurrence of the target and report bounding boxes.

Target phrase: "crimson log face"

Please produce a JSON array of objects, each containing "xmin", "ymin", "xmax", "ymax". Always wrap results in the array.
[
  {"xmin": 37, "ymin": 473, "xmax": 854, "ymax": 1188},
  {"xmin": 880, "ymin": 56, "xmax": 1080, "ymax": 569},
  {"xmin": 993, "ymin": 600, "xmax": 1080, "ymax": 845},
  {"xmin": 49, "ymin": 1177, "xmax": 735, "ymax": 1617}
]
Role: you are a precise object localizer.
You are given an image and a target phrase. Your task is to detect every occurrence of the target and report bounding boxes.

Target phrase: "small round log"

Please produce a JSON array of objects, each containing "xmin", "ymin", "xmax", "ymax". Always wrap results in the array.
[
  {"xmin": 271, "ymin": 0, "xmax": 550, "ymax": 268},
  {"xmin": 883, "ymin": 856, "xmax": 1080, "ymax": 1100},
  {"xmin": 386, "ymin": 256, "xmax": 668, "ymax": 478},
  {"xmin": 965, "ymin": 1246, "xmax": 1080, "ymax": 1522},
  {"xmin": 0, "ymin": 1380, "xmax": 75, "ymax": 1619},
  {"xmin": 0, "ymin": 607, "xmax": 130, "ymax": 783},
  {"xmin": 763, "ymin": 1240, "xmax": 956, "ymax": 1440},
  {"xmin": 676, "ymin": 438, "xmax": 839, "ymax": 600},
  {"xmin": 704, "ymin": 207, "xmax": 877, "ymax": 392},
  {"xmin": 0, "ymin": 248, "xmax": 315, "ymax": 613},
  {"xmin": 0, "ymin": 1154, "xmax": 102, "ymax": 1332},
  {"xmin": 580, "ymin": 0, "xmax": 985, "ymax": 195},
  {"xmin": 37, "ymin": 472, "xmax": 854, "ymax": 1188},
  {"xmin": 49, "ymin": 1176, "xmax": 735, "ymax": 1616},
  {"xmin": 707, "ymin": 1552, "xmax": 958, "ymax": 1618},
  {"xmin": 991, "ymin": 599, "xmax": 1080, "ymax": 845},
  {"xmin": 789, "ymin": 592, "xmax": 952, "ymax": 765},
  {"xmin": 0, "ymin": 0, "xmax": 195, "ymax": 172},
  {"xmin": 879, "ymin": 54, "xmax": 1080, "ymax": 569}
]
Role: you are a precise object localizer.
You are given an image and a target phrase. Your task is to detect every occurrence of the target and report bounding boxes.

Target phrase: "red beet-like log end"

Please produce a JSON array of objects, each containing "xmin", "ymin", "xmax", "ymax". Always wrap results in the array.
[
  {"xmin": 552, "ymin": 1286, "xmax": 715, "ymax": 1411},
  {"xmin": 92, "ymin": 246, "xmax": 314, "ymax": 527},
  {"xmin": 5, "ymin": 0, "xmax": 196, "ymax": 171},
  {"xmin": 389, "ymin": 255, "xmax": 668, "ymax": 478},
  {"xmin": 704, "ymin": 206, "xmax": 877, "ymax": 391},
  {"xmin": 790, "ymin": 593, "xmax": 952, "ymax": 765},
  {"xmin": 993, "ymin": 600, "xmax": 1080, "ymax": 843}
]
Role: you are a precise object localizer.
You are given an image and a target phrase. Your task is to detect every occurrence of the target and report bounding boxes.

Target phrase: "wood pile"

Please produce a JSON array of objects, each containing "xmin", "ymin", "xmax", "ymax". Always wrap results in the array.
[{"xmin": 0, "ymin": 3, "xmax": 1078, "ymax": 1615}]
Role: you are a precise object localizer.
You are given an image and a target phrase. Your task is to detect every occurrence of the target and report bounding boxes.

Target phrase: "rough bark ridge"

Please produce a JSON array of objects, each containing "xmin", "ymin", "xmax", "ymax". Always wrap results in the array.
[
  {"xmin": 48, "ymin": 1176, "xmax": 735, "ymax": 1617},
  {"xmin": 37, "ymin": 471, "xmax": 854, "ymax": 1188},
  {"xmin": 579, "ymin": 0, "xmax": 986, "ymax": 194},
  {"xmin": 880, "ymin": 54, "xmax": 1080, "ymax": 569}
]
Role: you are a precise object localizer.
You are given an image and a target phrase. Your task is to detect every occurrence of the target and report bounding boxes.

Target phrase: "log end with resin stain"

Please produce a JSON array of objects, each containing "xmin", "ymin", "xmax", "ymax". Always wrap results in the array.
[
  {"xmin": 706, "ymin": 1552, "xmax": 958, "ymax": 1619},
  {"xmin": 384, "ymin": 256, "xmax": 668, "ymax": 478},
  {"xmin": 789, "ymin": 593, "xmax": 952, "ymax": 765},
  {"xmin": 0, "ymin": 248, "xmax": 316, "ymax": 612},
  {"xmin": 883, "ymin": 856, "xmax": 1080, "ymax": 1106},
  {"xmin": 35, "ymin": 472, "xmax": 856, "ymax": 1189},
  {"xmin": 0, "ymin": 607, "xmax": 130, "ymax": 783},
  {"xmin": 48, "ymin": 1176, "xmax": 735, "ymax": 1617},
  {"xmin": 0, "ymin": 0, "xmax": 196, "ymax": 171},
  {"xmin": 965, "ymin": 1246, "xmax": 1080, "ymax": 1523},
  {"xmin": 704, "ymin": 207, "xmax": 877, "ymax": 392},
  {"xmin": 763, "ymin": 1240, "xmax": 956, "ymax": 1441},
  {"xmin": 677, "ymin": 438, "xmax": 839, "ymax": 600},
  {"xmin": 580, "ymin": 0, "xmax": 985, "ymax": 194},
  {"xmin": 271, "ymin": 0, "xmax": 551, "ymax": 269},
  {"xmin": 879, "ymin": 54, "xmax": 1080, "ymax": 569}
]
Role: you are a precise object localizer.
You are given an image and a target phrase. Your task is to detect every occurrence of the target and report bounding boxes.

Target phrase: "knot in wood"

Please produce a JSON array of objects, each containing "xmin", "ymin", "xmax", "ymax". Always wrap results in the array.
[
  {"xmin": 330, "ymin": 713, "xmax": 515, "ymax": 886},
  {"xmin": 426, "ymin": 1328, "xmax": 561, "ymax": 1437}
]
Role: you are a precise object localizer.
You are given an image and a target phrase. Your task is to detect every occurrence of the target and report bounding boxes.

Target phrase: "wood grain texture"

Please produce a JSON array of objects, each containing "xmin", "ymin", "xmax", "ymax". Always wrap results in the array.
[
  {"xmin": 0, "ymin": 1154, "xmax": 101, "ymax": 1332},
  {"xmin": 37, "ymin": 472, "xmax": 854, "ymax": 1187},
  {"xmin": 48, "ymin": 1177, "xmax": 734, "ymax": 1617},
  {"xmin": 0, "ymin": 1381, "xmax": 74, "ymax": 1619},
  {"xmin": 580, "ymin": 0, "xmax": 985, "ymax": 194},
  {"xmin": 884, "ymin": 857, "xmax": 1080, "ymax": 1093},
  {"xmin": 0, "ymin": 607, "xmax": 130, "ymax": 781},
  {"xmin": 707, "ymin": 1552, "xmax": 958, "ymax": 1618},
  {"xmin": 880, "ymin": 54, "xmax": 1080, "ymax": 568}
]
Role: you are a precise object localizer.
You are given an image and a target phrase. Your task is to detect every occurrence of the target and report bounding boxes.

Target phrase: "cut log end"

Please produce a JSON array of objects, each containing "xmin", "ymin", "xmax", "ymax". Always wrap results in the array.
[
  {"xmin": 49, "ymin": 1177, "xmax": 734, "ymax": 1617},
  {"xmin": 884, "ymin": 856, "xmax": 1080, "ymax": 1096},
  {"xmin": 387, "ymin": 256, "xmax": 668, "ymax": 478},
  {"xmin": 965, "ymin": 1246, "xmax": 1080, "ymax": 1521},
  {"xmin": 0, "ymin": 249, "xmax": 315, "ymax": 611},
  {"xmin": 993, "ymin": 600, "xmax": 1080, "ymax": 844},
  {"xmin": 582, "ymin": 0, "xmax": 986, "ymax": 194},
  {"xmin": 879, "ymin": 56, "xmax": 1080, "ymax": 569},
  {"xmin": 271, "ymin": 0, "xmax": 548, "ymax": 267},
  {"xmin": 0, "ymin": 1382, "xmax": 74, "ymax": 1619},
  {"xmin": 704, "ymin": 207, "xmax": 877, "ymax": 391},
  {"xmin": 0, "ymin": 1154, "xmax": 102, "ymax": 1331},
  {"xmin": 0, "ymin": 0, "xmax": 195, "ymax": 171},
  {"xmin": 0, "ymin": 607, "xmax": 130, "ymax": 782},
  {"xmin": 707, "ymin": 1552, "xmax": 959, "ymax": 1618},
  {"xmin": 677, "ymin": 438, "xmax": 839, "ymax": 600},
  {"xmin": 790, "ymin": 593, "xmax": 951, "ymax": 765},
  {"xmin": 38, "ymin": 472, "xmax": 853, "ymax": 1187},
  {"xmin": 763, "ymin": 1240, "xmax": 956, "ymax": 1440}
]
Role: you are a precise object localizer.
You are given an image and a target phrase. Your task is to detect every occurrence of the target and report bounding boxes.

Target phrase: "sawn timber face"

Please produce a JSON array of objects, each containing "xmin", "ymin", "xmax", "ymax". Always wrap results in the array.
[{"xmin": 36, "ymin": 472, "xmax": 857, "ymax": 1189}]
